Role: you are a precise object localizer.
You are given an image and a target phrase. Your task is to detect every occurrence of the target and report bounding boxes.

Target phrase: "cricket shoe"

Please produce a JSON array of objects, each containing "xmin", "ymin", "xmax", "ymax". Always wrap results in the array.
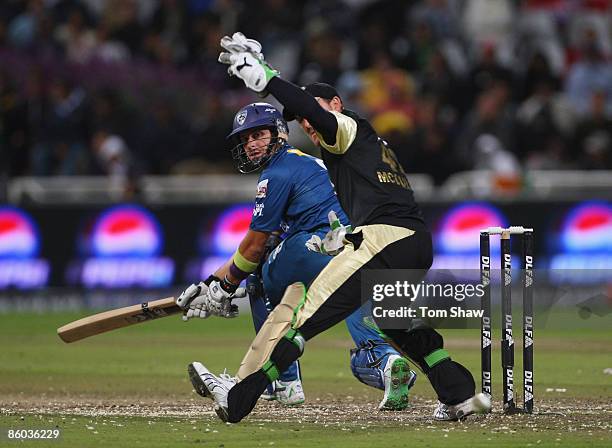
[
  {"xmin": 188, "ymin": 362, "xmax": 236, "ymax": 422},
  {"xmin": 274, "ymin": 379, "xmax": 305, "ymax": 405},
  {"xmin": 261, "ymin": 379, "xmax": 305, "ymax": 405},
  {"xmin": 433, "ymin": 392, "xmax": 491, "ymax": 421},
  {"xmin": 260, "ymin": 383, "xmax": 276, "ymax": 401},
  {"xmin": 378, "ymin": 355, "xmax": 417, "ymax": 411}
]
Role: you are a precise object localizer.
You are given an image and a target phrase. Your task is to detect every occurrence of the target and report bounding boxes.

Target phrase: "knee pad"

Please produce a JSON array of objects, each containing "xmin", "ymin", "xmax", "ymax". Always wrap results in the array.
[
  {"xmin": 262, "ymin": 329, "xmax": 305, "ymax": 382},
  {"xmin": 236, "ymin": 282, "xmax": 306, "ymax": 381},
  {"xmin": 349, "ymin": 340, "xmax": 397, "ymax": 390}
]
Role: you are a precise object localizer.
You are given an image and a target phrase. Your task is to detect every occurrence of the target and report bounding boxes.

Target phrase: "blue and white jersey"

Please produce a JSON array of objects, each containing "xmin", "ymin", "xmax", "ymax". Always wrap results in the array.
[{"xmin": 250, "ymin": 144, "xmax": 349, "ymax": 236}]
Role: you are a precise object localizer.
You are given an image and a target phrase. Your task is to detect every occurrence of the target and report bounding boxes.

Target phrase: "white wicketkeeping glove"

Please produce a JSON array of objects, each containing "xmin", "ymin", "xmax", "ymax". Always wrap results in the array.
[
  {"xmin": 305, "ymin": 211, "xmax": 352, "ymax": 256},
  {"xmin": 218, "ymin": 51, "xmax": 279, "ymax": 93},
  {"xmin": 220, "ymin": 32, "xmax": 264, "ymax": 59},
  {"xmin": 176, "ymin": 279, "xmax": 245, "ymax": 321}
]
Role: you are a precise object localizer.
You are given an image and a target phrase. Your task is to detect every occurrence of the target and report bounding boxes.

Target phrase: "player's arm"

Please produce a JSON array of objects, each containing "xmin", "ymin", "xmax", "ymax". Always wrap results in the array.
[
  {"xmin": 175, "ymin": 229, "xmax": 268, "ymax": 320},
  {"xmin": 267, "ymin": 78, "xmax": 338, "ymax": 142},
  {"xmin": 267, "ymin": 78, "xmax": 356, "ymax": 154},
  {"xmin": 217, "ymin": 37, "xmax": 355, "ymax": 153},
  {"xmin": 213, "ymin": 229, "xmax": 269, "ymax": 285}
]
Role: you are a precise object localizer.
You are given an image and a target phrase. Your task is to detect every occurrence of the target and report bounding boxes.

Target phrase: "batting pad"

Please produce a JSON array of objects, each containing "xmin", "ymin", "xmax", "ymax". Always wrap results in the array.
[{"xmin": 236, "ymin": 282, "xmax": 305, "ymax": 381}]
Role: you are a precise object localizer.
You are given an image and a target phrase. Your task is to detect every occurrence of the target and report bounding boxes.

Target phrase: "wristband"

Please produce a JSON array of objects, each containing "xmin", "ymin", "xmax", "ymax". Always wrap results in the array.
[
  {"xmin": 232, "ymin": 249, "xmax": 259, "ymax": 273},
  {"xmin": 203, "ymin": 275, "xmax": 220, "ymax": 286},
  {"xmin": 221, "ymin": 275, "xmax": 239, "ymax": 294}
]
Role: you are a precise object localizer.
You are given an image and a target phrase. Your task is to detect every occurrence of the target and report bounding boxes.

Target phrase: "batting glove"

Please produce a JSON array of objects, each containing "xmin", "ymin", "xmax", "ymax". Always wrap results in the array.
[
  {"xmin": 218, "ymin": 51, "xmax": 279, "ymax": 93},
  {"xmin": 176, "ymin": 276, "xmax": 245, "ymax": 321},
  {"xmin": 305, "ymin": 211, "xmax": 352, "ymax": 256}
]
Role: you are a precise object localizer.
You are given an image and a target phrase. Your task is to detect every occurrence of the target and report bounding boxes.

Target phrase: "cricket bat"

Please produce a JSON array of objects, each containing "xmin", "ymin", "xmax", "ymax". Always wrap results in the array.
[{"xmin": 57, "ymin": 297, "xmax": 181, "ymax": 343}]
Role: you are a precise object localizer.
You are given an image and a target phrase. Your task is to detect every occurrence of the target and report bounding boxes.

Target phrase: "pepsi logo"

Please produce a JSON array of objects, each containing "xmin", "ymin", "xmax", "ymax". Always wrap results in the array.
[
  {"xmin": 90, "ymin": 205, "xmax": 162, "ymax": 257},
  {"xmin": 562, "ymin": 202, "xmax": 612, "ymax": 252},
  {"xmin": 0, "ymin": 207, "xmax": 39, "ymax": 258},
  {"xmin": 437, "ymin": 203, "xmax": 507, "ymax": 253},
  {"xmin": 209, "ymin": 205, "xmax": 252, "ymax": 255}
]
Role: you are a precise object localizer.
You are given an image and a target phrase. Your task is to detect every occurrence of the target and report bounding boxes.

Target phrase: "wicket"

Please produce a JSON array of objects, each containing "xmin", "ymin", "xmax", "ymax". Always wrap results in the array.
[{"xmin": 480, "ymin": 226, "xmax": 534, "ymax": 414}]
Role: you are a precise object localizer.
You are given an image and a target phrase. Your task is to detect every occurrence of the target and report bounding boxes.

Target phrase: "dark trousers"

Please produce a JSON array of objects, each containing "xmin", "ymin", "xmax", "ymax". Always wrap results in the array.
[{"xmin": 227, "ymin": 226, "xmax": 475, "ymax": 423}]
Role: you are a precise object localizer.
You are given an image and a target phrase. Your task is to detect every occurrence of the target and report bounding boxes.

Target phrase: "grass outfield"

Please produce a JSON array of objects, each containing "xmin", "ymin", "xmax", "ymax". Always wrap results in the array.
[{"xmin": 1, "ymin": 309, "xmax": 611, "ymax": 447}]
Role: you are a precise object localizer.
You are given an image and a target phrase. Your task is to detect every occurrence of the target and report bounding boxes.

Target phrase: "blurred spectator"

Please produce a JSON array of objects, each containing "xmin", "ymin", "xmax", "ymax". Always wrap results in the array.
[
  {"xmin": 356, "ymin": 0, "xmax": 408, "ymax": 70},
  {"xmin": 419, "ymin": 48, "xmax": 467, "ymax": 116},
  {"xmin": 396, "ymin": 20, "xmax": 438, "ymax": 74},
  {"xmin": 91, "ymin": 22, "xmax": 131, "ymax": 63},
  {"xmin": 171, "ymin": 93, "xmax": 235, "ymax": 174},
  {"xmin": 567, "ymin": 5, "xmax": 611, "ymax": 65},
  {"xmin": 297, "ymin": 22, "xmax": 345, "ymax": 86},
  {"xmin": 101, "ymin": 0, "xmax": 143, "ymax": 55},
  {"xmin": 358, "ymin": 52, "xmax": 416, "ymax": 118},
  {"xmin": 471, "ymin": 133, "xmax": 520, "ymax": 176},
  {"xmin": 565, "ymin": 31, "xmax": 612, "ymax": 117},
  {"xmin": 54, "ymin": 6, "xmax": 97, "ymax": 64},
  {"xmin": 455, "ymin": 81, "xmax": 517, "ymax": 169},
  {"xmin": 0, "ymin": 0, "xmax": 611, "ymax": 180},
  {"xmin": 91, "ymin": 129, "xmax": 139, "ymax": 200},
  {"xmin": 571, "ymin": 90, "xmax": 612, "ymax": 169},
  {"xmin": 514, "ymin": 6, "xmax": 565, "ymax": 79},
  {"xmin": 32, "ymin": 78, "xmax": 89, "ymax": 176},
  {"xmin": 30, "ymin": 78, "xmax": 90, "ymax": 176},
  {"xmin": 1, "ymin": 70, "xmax": 28, "ymax": 176},
  {"xmin": 7, "ymin": 0, "xmax": 45, "ymax": 48},
  {"xmin": 462, "ymin": 0, "xmax": 515, "ymax": 48},
  {"xmin": 467, "ymin": 43, "xmax": 514, "ymax": 99},
  {"xmin": 411, "ymin": 0, "xmax": 461, "ymax": 41},
  {"xmin": 516, "ymin": 51, "xmax": 561, "ymax": 101},
  {"xmin": 147, "ymin": 0, "xmax": 188, "ymax": 65},
  {"xmin": 134, "ymin": 98, "xmax": 193, "ymax": 174},
  {"xmin": 400, "ymin": 94, "xmax": 463, "ymax": 184},
  {"xmin": 516, "ymin": 76, "xmax": 575, "ymax": 169}
]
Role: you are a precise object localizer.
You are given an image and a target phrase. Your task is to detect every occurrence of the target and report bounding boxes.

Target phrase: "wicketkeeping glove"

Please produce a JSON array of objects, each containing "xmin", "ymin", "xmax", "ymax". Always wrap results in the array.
[
  {"xmin": 218, "ymin": 51, "xmax": 279, "ymax": 93},
  {"xmin": 305, "ymin": 211, "xmax": 352, "ymax": 256},
  {"xmin": 220, "ymin": 32, "xmax": 264, "ymax": 59}
]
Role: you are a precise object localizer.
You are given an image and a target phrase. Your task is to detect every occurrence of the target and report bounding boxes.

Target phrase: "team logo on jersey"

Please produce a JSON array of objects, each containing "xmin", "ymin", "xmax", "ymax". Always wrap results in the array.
[
  {"xmin": 255, "ymin": 179, "xmax": 268, "ymax": 199},
  {"xmin": 236, "ymin": 110, "xmax": 248, "ymax": 126},
  {"xmin": 253, "ymin": 203, "xmax": 265, "ymax": 217}
]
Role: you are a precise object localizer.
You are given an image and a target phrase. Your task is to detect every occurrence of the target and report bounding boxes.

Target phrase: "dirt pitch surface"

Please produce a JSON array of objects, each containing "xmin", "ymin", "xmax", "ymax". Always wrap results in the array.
[{"xmin": 2, "ymin": 397, "xmax": 611, "ymax": 432}]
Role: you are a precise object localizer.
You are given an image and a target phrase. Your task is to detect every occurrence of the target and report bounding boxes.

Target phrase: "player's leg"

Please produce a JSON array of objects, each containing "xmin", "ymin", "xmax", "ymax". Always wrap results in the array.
[
  {"xmin": 246, "ymin": 273, "xmax": 284, "ymax": 401},
  {"xmin": 259, "ymin": 230, "xmax": 330, "ymax": 405},
  {"xmin": 200, "ymin": 225, "xmax": 486, "ymax": 422},
  {"xmin": 345, "ymin": 304, "xmax": 417, "ymax": 410},
  {"xmin": 223, "ymin": 225, "xmax": 416, "ymax": 423},
  {"xmin": 296, "ymin": 227, "xmax": 486, "ymax": 418},
  {"xmin": 363, "ymin": 229, "xmax": 489, "ymax": 419}
]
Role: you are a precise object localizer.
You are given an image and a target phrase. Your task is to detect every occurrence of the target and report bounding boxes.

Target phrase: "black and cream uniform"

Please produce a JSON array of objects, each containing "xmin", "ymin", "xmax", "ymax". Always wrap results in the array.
[
  {"xmin": 316, "ymin": 108, "xmax": 426, "ymax": 230},
  {"xmin": 226, "ymin": 79, "xmax": 477, "ymax": 423}
]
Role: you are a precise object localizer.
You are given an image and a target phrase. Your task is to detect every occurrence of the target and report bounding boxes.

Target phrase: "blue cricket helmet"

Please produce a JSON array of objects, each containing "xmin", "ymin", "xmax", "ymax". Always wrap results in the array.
[
  {"xmin": 227, "ymin": 102, "xmax": 289, "ymax": 173},
  {"xmin": 227, "ymin": 102, "xmax": 288, "ymax": 139}
]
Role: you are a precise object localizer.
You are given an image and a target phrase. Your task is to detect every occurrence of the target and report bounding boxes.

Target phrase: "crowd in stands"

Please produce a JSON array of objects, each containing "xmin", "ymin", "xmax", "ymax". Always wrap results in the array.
[{"xmin": 1, "ymin": 0, "xmax": 612, "ymax": 185}]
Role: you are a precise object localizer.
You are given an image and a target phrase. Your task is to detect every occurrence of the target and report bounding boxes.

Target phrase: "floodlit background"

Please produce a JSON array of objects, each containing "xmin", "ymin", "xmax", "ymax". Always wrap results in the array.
[
  {"xmin": 1, "ymin": 0, "xmax": 611, "ymax": 301},
  {"xmin": 0, "ymin": 2, "xmax": 611, "ymax": 447}
]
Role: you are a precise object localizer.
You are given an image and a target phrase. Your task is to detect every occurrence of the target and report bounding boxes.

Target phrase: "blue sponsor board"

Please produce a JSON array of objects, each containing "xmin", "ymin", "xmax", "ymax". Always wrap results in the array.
[
  {"xmin": 0, "ymin": 207, "xmax": 49, "ymax": 289},
  {"xmin": 67, "ymin": 205, "xmax": 174, "ymax": 288}
]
